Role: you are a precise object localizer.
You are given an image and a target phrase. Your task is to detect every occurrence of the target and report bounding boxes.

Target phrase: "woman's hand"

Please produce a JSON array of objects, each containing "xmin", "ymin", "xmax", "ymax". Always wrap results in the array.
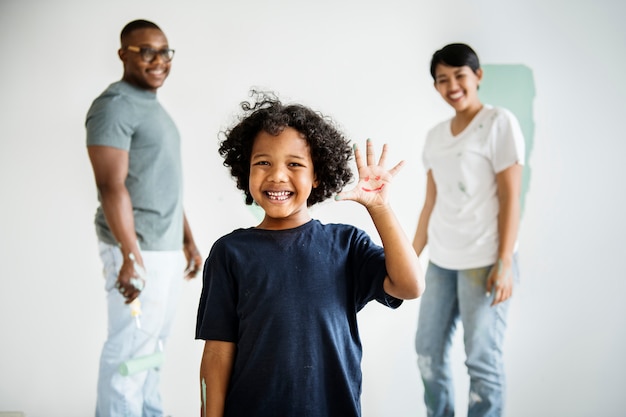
[{"xmin": 486, "ymin": 256, "xmax": 514, "ymax": 306}]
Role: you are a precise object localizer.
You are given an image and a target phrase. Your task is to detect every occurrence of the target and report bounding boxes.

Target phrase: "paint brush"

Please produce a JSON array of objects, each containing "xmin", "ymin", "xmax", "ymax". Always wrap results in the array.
[{"xmin": 128, "ymin": 253, "xmax": 146, "ymax": 329}]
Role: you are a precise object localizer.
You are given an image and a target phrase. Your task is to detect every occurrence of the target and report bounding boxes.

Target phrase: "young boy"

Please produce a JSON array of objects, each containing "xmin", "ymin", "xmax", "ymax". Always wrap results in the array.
[{"xmin": 196, "ymin": 92, "xmax": 425, "ymax": 417}]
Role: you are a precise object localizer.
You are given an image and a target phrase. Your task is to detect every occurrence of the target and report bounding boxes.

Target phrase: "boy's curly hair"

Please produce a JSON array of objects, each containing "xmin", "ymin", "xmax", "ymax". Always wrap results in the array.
[{"xmin": 219, "ymin": 91, "xmax": 354, "ymax": 206}]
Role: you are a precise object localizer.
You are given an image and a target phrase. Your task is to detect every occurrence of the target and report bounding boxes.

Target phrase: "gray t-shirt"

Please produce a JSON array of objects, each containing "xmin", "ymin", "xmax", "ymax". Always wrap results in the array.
[{"xmin": 86, "ymin": 81, "xmax": 183, "ymax": 250}]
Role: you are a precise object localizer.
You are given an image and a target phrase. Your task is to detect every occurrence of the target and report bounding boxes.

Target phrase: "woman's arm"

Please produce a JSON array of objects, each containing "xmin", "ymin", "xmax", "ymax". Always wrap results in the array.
[
  {"xmin": 412, "ymin": 170, "xmax": 436, "ymax": 257},
  {"xmin": 486, "ymin": 163, "xmax": 522, "ymax": 306}
]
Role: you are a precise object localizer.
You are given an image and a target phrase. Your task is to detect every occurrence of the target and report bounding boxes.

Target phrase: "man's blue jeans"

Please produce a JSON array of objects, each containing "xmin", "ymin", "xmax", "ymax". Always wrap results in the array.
[
  {"xmin": 95, "ymin": 241, "xmax": 184, "ymax": 417},
  {"xmin": 415, "ymin": 258, "xmax": 518, "ymax": 417}
]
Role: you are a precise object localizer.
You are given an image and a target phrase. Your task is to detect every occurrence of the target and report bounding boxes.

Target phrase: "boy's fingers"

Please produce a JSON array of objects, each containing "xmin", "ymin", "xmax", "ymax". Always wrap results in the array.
[
  {"xmin": 388, "ymin": 160, "xmax": 405, "ymax": 177},
  {"xmin": 335, "ymin": 190, "xmax": 355, "ymax": 201},
  {"xmin": 366, "ymin": 139, "xmax": 376, "ymax": 166},
  {"xmin": 377, "ymin": 143, "xmax": 388, "ymax": 167},
  {"xmin": 353, "ymin": 143, "xmax": 364, "ymax": 170}
]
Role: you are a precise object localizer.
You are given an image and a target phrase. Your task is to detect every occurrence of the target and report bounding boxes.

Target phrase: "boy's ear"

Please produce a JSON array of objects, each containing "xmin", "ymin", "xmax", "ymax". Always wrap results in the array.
[{"xmin": 313, "ymin": 175, "xmax": 319, "ymax": 188}]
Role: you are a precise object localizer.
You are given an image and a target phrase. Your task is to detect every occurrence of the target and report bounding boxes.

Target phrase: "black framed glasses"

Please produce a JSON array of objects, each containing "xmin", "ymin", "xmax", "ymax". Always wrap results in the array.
[{"xmin": 126, "ymin": 45, "xmax": 175, "ymax": 63}]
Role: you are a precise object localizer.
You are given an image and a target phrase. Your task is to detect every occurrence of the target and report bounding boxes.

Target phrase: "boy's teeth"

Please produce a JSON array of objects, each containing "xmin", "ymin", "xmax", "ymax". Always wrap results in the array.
[{"xmin": 267, "ymin": 191, "xmax": 291, "ymax": 200}]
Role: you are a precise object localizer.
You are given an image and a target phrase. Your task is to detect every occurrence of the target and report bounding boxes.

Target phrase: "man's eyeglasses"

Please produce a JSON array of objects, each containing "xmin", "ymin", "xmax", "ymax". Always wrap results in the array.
[{"xmin": 126, "ymin": 45, "xmax": 175, "ymax": 63}]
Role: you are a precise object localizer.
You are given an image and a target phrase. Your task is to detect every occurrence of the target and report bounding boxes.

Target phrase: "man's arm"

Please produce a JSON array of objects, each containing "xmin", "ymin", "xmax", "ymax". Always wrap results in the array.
[
  {"xmin": 200, "ymin": 340, "xmax": 236, "ymax": 417},
  {"xmin": 183, "ymin": 212, "xmax": 202, "ymax": 279},
  {"xmin": 87, "ymin": 145, "xmax": 142, "ymax": 303}
]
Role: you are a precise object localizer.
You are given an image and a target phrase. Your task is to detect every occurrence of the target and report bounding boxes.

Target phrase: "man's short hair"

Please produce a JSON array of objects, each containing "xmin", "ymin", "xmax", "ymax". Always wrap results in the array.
[{"xmin": 120, "ymin": 19, "xmax": 161, "ymax": 45}]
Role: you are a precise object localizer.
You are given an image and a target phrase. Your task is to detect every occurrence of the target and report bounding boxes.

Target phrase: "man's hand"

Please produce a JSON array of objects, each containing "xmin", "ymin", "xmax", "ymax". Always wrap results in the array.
[
  {"xmin": 184, "ymin": 242, "xmax": 202, "ymax": 280},
  {"xmin": 115, "ymin": 253, "xmax": 145, "ymax": 304}
]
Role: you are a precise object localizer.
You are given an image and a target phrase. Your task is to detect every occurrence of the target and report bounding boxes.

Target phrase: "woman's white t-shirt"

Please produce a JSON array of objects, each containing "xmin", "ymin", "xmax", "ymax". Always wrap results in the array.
[{"xmin": 423, "ymin": 105, "xmax": 525, "ymax": 270}]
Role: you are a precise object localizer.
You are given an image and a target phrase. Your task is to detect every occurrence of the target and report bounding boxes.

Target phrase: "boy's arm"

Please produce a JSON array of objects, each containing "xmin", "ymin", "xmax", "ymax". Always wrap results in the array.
[
  {"xmin": 336, "ymin": 140, "xmax": 425, "ymax": 300},
  {"xmin": 200, "ymin": 340, "xmax": 236, "ymax": 417},
  {"xmin": 369, "ymin": 203, "xmax": 424, "ymax": 300}
]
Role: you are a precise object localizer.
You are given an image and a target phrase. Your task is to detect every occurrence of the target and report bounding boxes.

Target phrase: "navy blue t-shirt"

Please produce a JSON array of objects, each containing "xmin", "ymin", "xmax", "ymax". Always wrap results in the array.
[{"xmin": 196, "ymin": 219, "xmax": 402, "ymax": 417}]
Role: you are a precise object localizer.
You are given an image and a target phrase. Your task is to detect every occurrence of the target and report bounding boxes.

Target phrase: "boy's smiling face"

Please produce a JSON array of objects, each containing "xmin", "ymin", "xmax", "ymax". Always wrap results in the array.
[{"xmin": 249, "ymin": 127, "xmax": 318, "ymax": 230}]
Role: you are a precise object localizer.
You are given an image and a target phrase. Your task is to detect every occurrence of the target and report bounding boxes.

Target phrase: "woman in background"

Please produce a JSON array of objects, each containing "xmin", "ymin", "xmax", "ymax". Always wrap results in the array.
[{"xmin": 413, "ymin": 43, "xmax": 525, "ymax": 417}]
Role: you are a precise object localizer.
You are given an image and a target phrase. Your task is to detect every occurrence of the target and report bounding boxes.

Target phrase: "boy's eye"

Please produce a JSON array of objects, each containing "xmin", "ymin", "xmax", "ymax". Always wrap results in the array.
[
  {"xmin": 289, "ymin": 162, "xmax": 303, "ymax": 167},
  {"xmin": 253, "ymin": 161, "xmax": 269, "ymax": 166}
]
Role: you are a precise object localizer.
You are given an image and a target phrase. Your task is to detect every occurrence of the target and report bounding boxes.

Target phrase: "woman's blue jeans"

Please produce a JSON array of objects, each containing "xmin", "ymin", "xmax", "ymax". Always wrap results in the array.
[{"xmin": 415, "ymin": 258, "xmax": 518, "ymax": 417}]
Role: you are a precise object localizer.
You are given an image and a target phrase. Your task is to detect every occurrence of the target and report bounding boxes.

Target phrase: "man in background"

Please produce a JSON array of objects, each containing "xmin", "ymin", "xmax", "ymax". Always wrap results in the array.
[{"xmin": 86, "ymin": 19, "xmax": 202, "ymax": 417}]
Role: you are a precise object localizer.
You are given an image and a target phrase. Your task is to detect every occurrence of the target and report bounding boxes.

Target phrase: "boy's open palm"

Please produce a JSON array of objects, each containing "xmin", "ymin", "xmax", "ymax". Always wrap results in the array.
[{"xmin": 336, "ymin": 139, "xmax": 404, "ymax": 208}]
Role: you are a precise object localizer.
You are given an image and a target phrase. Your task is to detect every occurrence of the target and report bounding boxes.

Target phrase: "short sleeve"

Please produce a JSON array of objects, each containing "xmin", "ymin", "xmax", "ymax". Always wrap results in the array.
[
  {"xmin": 422, "ymin": 127, "xmax": 436, "ymax": 172},
  {"xmin": 351, "ymin": 228, "xmax": 402, "ymax": 311},
  {"xmin": 490, "ymin": 108, "xmax": 525, "ymax": 173},
  {"xmin": 195, "ymin": 240, "xmax": 240, "ymax": 342},
  {"xmin": 85, "ymin": 95, "xmax": 135, "ymax": 151},
  {"xmin": 422, "ymin": 144, "xmax": 431, "ymax": 172}
]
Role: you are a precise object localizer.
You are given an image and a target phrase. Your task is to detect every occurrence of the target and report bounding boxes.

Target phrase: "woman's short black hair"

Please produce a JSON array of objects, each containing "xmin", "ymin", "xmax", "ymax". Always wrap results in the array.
[
  {"xmin": 219, "ymin": 91, "xmax": 354, "ymax": 206},
  {"xmin": 430, "ymin": 43, "xmax": 481, "ymax": 80}
]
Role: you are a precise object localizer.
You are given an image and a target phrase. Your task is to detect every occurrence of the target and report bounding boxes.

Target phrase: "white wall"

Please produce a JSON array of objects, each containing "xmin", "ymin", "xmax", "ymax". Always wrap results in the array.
[{"xmin": 1, "ymin": 0, "xmax": 625, "ymax": 416}]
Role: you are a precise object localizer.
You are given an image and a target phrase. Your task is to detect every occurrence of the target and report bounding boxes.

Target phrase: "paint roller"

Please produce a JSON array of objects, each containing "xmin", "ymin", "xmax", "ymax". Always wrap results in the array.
[{"xmin": 119, "ymin": 348, "xmax": 164, "ymax": 376}]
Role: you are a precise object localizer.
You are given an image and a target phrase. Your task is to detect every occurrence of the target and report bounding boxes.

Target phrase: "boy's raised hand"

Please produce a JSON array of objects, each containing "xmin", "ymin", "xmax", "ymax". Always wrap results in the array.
[{"xmin": 335, "ymin": 139, "xmax": 405, "ymax": 208}]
